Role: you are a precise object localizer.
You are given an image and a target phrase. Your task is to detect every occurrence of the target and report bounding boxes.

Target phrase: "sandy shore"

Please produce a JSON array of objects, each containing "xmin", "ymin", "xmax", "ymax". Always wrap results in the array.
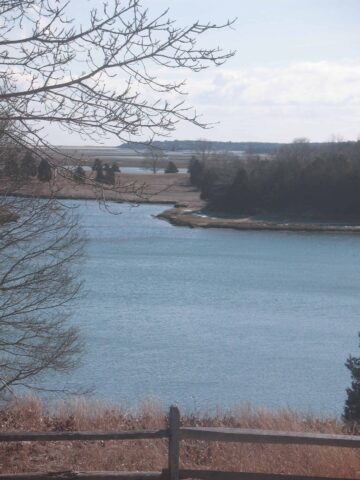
[{"xmin": 158, "ymin": 205, "xmax": 360, "ymax": 233}]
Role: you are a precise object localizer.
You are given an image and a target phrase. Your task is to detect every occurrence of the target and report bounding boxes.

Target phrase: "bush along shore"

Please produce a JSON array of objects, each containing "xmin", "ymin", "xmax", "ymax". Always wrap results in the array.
[{"xmin": 175, "ymin": 140, "xmax": 360, "ymax": 233}]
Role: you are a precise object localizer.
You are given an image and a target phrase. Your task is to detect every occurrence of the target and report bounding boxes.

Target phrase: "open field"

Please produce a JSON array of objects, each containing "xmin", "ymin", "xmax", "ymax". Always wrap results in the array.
[
  {"xmin": 0, "ymin": 171, "xmax": 203, "ymax": 207},
  {"xmin": 1, "ymin": 398, "xmax": 360, "ymax": 478}
]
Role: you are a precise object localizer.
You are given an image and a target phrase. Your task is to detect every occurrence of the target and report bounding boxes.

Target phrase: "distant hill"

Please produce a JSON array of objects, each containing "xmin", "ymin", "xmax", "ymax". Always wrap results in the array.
[{"xmin": 118, "ymin": 140, "xmax": 284, "ymax": 155}]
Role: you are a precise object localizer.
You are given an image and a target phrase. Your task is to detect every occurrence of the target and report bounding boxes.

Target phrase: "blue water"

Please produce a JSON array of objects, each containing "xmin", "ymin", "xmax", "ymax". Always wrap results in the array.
[{"xmin": 49, "ymin": 200, "xmax": 360, "ymax": 416}]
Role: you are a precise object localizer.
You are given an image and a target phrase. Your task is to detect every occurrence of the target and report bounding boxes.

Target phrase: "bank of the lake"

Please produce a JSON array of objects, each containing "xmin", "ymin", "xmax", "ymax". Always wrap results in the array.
[
  {"xmin": 5, "ymin": 169, "xmax": 360, "ymax": 233},
  {"xmin": 158, "ymin": 205, "xmax": 360, "ymax": 233}
]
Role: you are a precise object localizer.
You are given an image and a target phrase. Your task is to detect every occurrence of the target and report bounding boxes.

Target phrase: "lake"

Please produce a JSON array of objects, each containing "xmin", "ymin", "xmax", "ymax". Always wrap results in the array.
[{"xmin": 48, "ymin": 200, "xmax": 360, "ymax": 416}]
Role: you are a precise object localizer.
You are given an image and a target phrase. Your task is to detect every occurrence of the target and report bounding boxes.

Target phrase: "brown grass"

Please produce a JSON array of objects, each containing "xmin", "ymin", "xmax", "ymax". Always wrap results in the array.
[
  {"xmin": 0, "ymin": 171, "xmax": 203, "ymax": 207},
  {"xmin": 1, "ymin": 397, "xmax": 360, "ymax": 478}
]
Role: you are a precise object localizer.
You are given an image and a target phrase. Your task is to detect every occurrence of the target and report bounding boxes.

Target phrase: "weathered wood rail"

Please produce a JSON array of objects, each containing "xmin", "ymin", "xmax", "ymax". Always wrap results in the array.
[{"xmin": 0, "ymin": 406, "xmax": 359, "ymax": 480}]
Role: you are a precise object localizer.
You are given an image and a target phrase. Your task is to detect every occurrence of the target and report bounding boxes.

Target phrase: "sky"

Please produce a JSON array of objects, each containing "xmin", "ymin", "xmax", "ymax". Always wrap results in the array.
[{"xmin": 47, "ymin": 0, "xmax": 360, "ymax": 145}]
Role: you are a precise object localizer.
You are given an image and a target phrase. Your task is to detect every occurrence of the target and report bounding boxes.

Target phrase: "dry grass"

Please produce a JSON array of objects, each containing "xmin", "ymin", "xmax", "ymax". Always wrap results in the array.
[
  {"xmin": 1, "ymin": 397, "xmax": 360, "ymax": 478},
  {"xmin": 0, "ymin": 171, "xmax": 203, "ymax": 207}
]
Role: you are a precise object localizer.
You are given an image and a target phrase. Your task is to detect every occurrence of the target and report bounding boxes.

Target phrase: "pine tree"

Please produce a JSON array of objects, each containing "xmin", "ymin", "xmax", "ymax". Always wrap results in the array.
[
  {"xmin": 37, "ymin": 159, "xmax": 52, "ymax": 182},
  {"xmin": 20, "ymin": 152, "xmax": 37, "ymax": 178},
  {"xmin": 92, "ymin": 158, "xmax": 102, "ymax": 171},
  {"xmin": 4, "ymin": 157, "xmax": 19, "ymax": 179},
  {"xmin": 188, "ymin": 156, "xmax": 203, "ymax": 186},
  {"xmin": 92, "ymin": 159, "xmax": 104, "ymax": 182},
  {"xmin": 104, "ymin": 165, "xmax": 115, "ymax": 185},
  {"xmin": 165, "ymin": 161, "xmax": 178, "ymax": 173},
  {"xmin": 73, "ymin": 166, "xmax": 85, "ymax": 183},
  {"xmin": 344, "ymin": 333, "xmax": 360, "ymax": 422}
]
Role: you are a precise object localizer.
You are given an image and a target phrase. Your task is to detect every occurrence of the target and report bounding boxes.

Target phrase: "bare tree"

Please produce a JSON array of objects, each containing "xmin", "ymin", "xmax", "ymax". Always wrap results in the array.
[
  {"xmin": 0, "ymin": 194, "xmax": 84, "ymax": 396},
  {"xmin": 0, "ymin": 0, "xmax": 234, "ymax": 156},
  {"xmin": 0, "ymin": 1, "xmax": 234, "ymax": 396},
  {"xmin": 195, "ymin": 139, "xmax": 214, "ymax": 163},
  {"xmin": 143, "ymin": 145, "xmax": 165, "ymax": 174}
]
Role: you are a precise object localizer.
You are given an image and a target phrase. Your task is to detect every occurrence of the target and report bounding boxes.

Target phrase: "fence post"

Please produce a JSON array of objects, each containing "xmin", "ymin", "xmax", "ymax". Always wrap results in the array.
[{"xmin": 168, "ymin": 405, "xmax": 180, "ymax": 480}]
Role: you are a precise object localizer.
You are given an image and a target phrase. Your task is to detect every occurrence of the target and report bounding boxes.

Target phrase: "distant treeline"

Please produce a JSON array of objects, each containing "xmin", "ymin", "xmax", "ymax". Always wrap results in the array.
[
  {"xmin": 188, "ymin": 141, "xmax": 360, "ymax": 216},
  {"xmin": 119, "ymin": 140, "xmax": 284, "ymax": 155}
]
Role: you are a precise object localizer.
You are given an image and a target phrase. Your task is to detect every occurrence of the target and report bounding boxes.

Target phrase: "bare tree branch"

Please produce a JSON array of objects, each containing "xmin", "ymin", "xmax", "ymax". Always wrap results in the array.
[
  {"xmin": 0, "ymin": 0, "xmax": 235, "ymax": 151},
  {"xmin": 0, "ymin": 1, "xmax": 235, "ymax": 397},
  {"xmin": 0, "ymin": 193, "xmax": 84, "ymax": 397}
]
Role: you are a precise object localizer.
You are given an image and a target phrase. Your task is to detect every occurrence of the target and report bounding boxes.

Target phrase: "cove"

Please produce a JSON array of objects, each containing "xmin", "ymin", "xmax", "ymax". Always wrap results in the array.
[{"xmin": 45, "ymin": 199, "xmax": 360, "ymax": 416}]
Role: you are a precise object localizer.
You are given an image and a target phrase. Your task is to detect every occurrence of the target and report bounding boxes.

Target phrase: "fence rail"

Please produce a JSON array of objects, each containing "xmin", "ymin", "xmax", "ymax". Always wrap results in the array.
[
  {"xmin": 181, "ymin": 426, "xmax": 360, "ymax": 448},
  {"xmin": 0, "ymin": 430, "xmax": 168, "ymax": 443},
  {"xmin": 0, "ymin": 473, "xmax": 165, "ymax": 480},
  {"xmin": 0, "ymin": 406, "xmax": 359, "ymax": 480},
  {"xmin": 0, "ymin": 472, "xmax": 358, "ymax": 480}
]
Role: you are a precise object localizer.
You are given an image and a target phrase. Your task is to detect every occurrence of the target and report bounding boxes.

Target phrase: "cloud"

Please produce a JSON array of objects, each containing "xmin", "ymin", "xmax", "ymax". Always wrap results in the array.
[
  {"xmin": 44, "ymin": 60, "xmax": 360, "ymax": 144},
  {"xmin": 189, "ymin": 61, "xmax": 360, "ymax": 107}
]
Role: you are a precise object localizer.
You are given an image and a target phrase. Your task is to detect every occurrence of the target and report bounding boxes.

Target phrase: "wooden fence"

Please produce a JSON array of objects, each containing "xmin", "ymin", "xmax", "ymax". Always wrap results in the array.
[{"xmin": 0, "ymin": 405, "xmax": 360, "ymax": 480}]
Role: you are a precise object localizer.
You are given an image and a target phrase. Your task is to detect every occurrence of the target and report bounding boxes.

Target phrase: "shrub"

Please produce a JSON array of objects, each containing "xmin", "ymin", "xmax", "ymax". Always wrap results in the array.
[
  {"xmin": 37, "ymin": 159, "xmax": 52, "ymax": 182},
  {"xmin": 344, "ymin": 333, "xmax": 360, "ymax": 422},
  {"xmin": 165, "ymin": 161, "xmax": 178, "ymax": 173}
]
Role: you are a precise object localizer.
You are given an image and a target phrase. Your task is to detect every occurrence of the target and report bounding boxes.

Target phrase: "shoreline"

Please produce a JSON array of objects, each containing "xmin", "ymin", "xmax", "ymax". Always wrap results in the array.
[
  {"xmin": 3, "ymin": 173, "xmax": 360, "ymax": 233},
  {"xmin": 6, "ymin": 191, "xmax": 360, "ymax": 233},
  {"xmin": 157, "ymin": 205, "xmax": 360, "ymax": 233},
  {"xmin": 4, "ymin": 190, "xmax": 176, "ymax": 205}
]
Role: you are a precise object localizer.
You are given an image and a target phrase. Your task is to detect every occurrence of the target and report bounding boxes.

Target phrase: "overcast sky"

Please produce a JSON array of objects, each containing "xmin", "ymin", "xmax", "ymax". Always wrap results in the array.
[{"xmin": 49, "ymin": 0, "xmax": 360, "ymax": 145}]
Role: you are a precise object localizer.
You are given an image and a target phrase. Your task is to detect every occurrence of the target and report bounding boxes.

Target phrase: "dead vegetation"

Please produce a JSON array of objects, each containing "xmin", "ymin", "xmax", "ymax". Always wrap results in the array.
[
  {"xmin": 1, "ymin": 397, "xmax": 360, "ymax": 478},
  {"xmin": 0, "ymin": 171, "xmax": 202, "ymax": 207}
]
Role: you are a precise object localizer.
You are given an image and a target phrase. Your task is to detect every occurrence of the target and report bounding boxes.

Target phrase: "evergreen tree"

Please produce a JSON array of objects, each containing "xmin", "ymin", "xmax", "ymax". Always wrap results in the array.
[
  {"xmin": 20, "ymin": 152, "xmax": 37, "ymax": 178},
  {"xmin": 73, "ymin": 166, "xmax": 85, "ymax": 183},
  {"xmin": 37, "ymin": 158, "xmax": 52, "ymax": 182},
  {"xmin": 4, "ymin": 157, "xmax": 19, "ymax": 179},
  {"xmin": 92, "ymin": 158, "xmax": 102, "ymax": 171},
  {"xmin": 104, "ymin": 165, "xmax": 115, "ymax": 185},
  {"xmin": 165, "ymin": 161, "xmax": 178, "ymax": 173},
  {"xmin": 344, "ymin": 333, "xmax": 360, "ymax": 422},
  {"xmin": 199, "ymin": 168, "xmax": 218, "ymax": 201},
  {"xmin": 227, "ymin": 168, "xmax": 251, "ymax": 211},
  {"xmin": 93, "ymin": 158, "xmax": 104, "ymax": 182},
  {"xmin": 188, "ymin": 156, "xmax": 203, "ymax": 186}
]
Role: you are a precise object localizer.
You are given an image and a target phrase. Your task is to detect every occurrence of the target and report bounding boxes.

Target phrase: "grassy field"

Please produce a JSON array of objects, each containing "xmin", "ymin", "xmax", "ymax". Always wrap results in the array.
[
  {"xmin": 1, "ymin": 397, "xmax": 360, "ymax": 478},
  {"xmin": 0, "ymin": 170, "xmax": 203, "ymax": 207}
]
